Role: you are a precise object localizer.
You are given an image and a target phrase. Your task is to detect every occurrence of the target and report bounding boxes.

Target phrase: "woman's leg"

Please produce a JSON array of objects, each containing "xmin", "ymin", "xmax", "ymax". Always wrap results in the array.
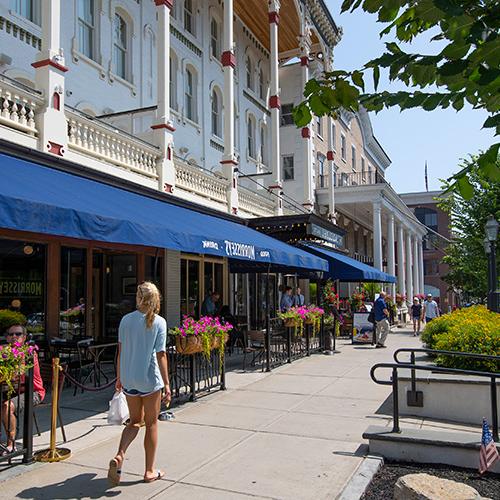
[
  {"xmin": 1, "ymin": 401, "xmax": 16, "ymax": 448},
  {"xmin": 142, "ymin": 390, "xmax": 162, "ymax": 480},
  {"xmin": 114, "ymin": 395, "xmax": 144, "ymax": 464}
]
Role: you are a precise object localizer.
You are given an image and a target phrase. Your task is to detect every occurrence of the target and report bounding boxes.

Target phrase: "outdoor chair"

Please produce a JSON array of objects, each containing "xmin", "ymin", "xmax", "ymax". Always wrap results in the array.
[
  {"xmin": 33, "ymin": 362, "xmax": 67, "ymax": 443},
  {"xmin": 243, "ymin": 330, "xmax": 266, "ymax": 371}
]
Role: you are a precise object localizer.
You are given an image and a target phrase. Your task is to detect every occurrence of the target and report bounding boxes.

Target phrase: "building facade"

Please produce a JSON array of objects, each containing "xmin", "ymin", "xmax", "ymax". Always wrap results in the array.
[{"xmin": 400, "ymin": 190, "xmax": 457, "ymax": 311}]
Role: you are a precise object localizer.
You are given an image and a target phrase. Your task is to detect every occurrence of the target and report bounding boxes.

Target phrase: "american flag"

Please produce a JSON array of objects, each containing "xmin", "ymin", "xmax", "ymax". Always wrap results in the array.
[{"xmin": 479, "ymin": 418, "xmax": 499, "ymax": 474}]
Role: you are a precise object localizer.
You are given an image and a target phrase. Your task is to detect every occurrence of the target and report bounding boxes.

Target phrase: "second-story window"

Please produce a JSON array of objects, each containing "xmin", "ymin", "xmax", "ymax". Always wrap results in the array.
[
  {"xmin": 316, "ymin": 116, "xmax": 322, "ymax": 137},
  {"xmin": 14, "ymin": 0, "xmax": 41, "ymax": 25},
  {"xmin": 283, "ymin": 155, "xmax": 294, "ymax": 180},
  {"xmin": 113, "ymin": 13, "xmax": 128, "ymax": 80},
  {"xmin": 78, "ymin": 0, "xmax": 96, "ymax": 60},
  {"xmin": 170, "ymin": 52, "xmax": 178, "ymax": 110},
  {"xmin": 280, "ymin": 104, "xmax": 294, "ymax": 126},
  {"xmin": 211, "ymin": 88, "xmax": 221, "ymax": 138},
  {"xmin": 184, "ymin": 0, "xmax": 195, "ymax": 36},
  {"xmin": 185, "ymin": 67, "xmax": 196, "ymax": 122},
  {"xmin": 331, "ymin": 122, "xmax": 336, "ymax": 150},
  {"xmin": 247, "ymin": 116, "xmax": 256, "ymax": 159},
  {"xmin": 259, "ymin": 68, "xmax": 265, "ymax": 100},
  {"xmin": 351, "ymin": 145, "xmax": 356, "ymax": 171},
  {"xmin": 341, "ymin": 135, "xmax": 346, "ymax": 160},
  {"xmin": 246, "ymin": 56, "xmax": 254, "ymax": 90},
  {"xmin": 361, "ymin": 157, "xmax": 366, "ymax": 179},
  {"xmin": 317, "ymin": 153, "xmax": 326, "ymax": 188},
  {"xmin": 210, "ymin": 17, "xmax": 220, "ymax": 59},
  {"xmin": 260, "ymin": 125, "xmax": 267, "ymax": 165}
]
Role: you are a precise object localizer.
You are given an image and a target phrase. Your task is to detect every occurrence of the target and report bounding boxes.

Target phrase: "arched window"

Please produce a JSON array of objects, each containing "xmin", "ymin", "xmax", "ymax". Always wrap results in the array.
[
  {"xmin": 234, "ymin": 104, "xmax": 239, "ymax": 150},
  {"xmin": 211, "ymin": 88, "xmax": 222, "ymax": 138},
  {"xmin": 260, "ymin": 125, "xmax": 267, "ymax": 165},
  {"xmin": 246, "ymin": 56, "xmax": 254, "ymax": 90},
  {"xmin": 113, "ymin": 13, "xmax": 128, "ymax": 80},
  {"xmin": 14, "ymin": 0, "xmax": 41, "ymax": 25},
  {"xmin": 185, "ymin": 66, "xmax": 197, "ymax": 122},
  {"xmin": 78, "ymin": 0, "xmax": 96, "ymax": 59},
  {"xmin": 184, "ymin": 0, "xmax": 195, "ymax": 35},
  {"xmin": 258, "ymin": 68, "xmax": 265, "ymax": 100},
  {"xmin": 210, "ymin": 17, "xmax": 220, "ymax": 59},
  {"xmin": 247, "ymin": 115, "xmax": 256, "ymax": 159},
  {"xmin": 170, "ymin": 51, "xmax": 178, "ymax": 110}
]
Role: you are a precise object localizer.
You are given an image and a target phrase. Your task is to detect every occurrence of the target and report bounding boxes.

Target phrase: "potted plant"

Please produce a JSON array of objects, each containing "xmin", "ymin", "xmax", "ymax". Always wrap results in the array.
[
  {"xmin": 350, "ymin": 291, "xmax": 366, "ymax": 312},
  {"xmin": 323, "ymin": 280, "xmax": 339, "ymax": 307},
  {"xmin": 395, "ymin": 293, "xmax": 406, "ymax": 308},
  {"xmin": 0, "ymin": 341, "xmax": 38, "ymax": 397},
  {"xmin": 278, "ymin": 306, "xmax": 308, "ymax": 337},
  {"xmin": 0, "ymin": 310, "xmax": 26, "ymax": 335},
  {"xmin": 170, "ymin": 316, "xmax": 232, "ymax": 364},
  {"xmin": 305, "ymin": 306, "xmax": 325, "ymax": 336}
]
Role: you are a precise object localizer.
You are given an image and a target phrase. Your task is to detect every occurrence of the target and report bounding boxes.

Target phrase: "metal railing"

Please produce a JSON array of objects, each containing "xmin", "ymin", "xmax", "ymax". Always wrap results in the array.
[
  {"xmin": 370, "ymin": 348, "xmax": 500, "ymax": 441},
  {"xmin": 334, "ymin": 170, "xmax": 387, "ymax": 188},
  {"xmin": 0, "ymin": 368, "xmax": 34, "ymax": 464}
]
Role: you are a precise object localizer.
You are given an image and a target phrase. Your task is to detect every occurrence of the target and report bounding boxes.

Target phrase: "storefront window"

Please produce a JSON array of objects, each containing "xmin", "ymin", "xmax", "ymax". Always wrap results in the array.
[
  {"xmin": 103, "ymin": 253, "xmax": 136, "ymax": 340},
  {"xmin": 60, "ymin": 247, "xmax": 86, "ymax": 338},
  {"xmin": 181, "ymin": 258, "xmax": 200, "ymax": 318},
  {"xmin": 0, "ymin": 239, "xmax": 46, "ymax": 339}
]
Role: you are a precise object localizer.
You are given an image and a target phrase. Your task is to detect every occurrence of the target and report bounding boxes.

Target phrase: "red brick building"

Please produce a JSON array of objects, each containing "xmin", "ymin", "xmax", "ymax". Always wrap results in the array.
[{"xmin": 400, "ymin": 191, "xmax": 457, "ymax": 312}]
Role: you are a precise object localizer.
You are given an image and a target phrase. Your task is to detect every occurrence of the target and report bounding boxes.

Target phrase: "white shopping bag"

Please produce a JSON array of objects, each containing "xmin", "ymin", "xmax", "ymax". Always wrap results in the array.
[{"xmin": 107, "ymin": 391, "xmax": 129, "ymax": 425}]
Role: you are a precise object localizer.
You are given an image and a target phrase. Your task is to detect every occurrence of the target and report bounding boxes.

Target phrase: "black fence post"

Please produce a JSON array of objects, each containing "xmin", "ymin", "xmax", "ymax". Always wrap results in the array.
[
  {"xmin": 265, "ymin": 267, "xmax": 271, "ymax": 372},
  {"xmin": 22, "ymin": 366, "xmax": 34, "ymax": 463},
  {"xmin": 392, "ymin": 367, "xmax": 400, "ymax": 433},
  {"xmin": 305, "ymin": 323, "xmax": 310, "ymax": 356},
  {"xmin": 220, "ymin": 351, "xmax": 226, "ymax": 391},
  {"xmin": 287, "ymin": 327, "xmax": 292, "ymax": 363},
  {"xmin": 189, "ymin": 355, "xmax": 196, "ymax": 402},
  {"xmin": 491, "ymin": 376, "xmax": 499, "ymax": 442}
]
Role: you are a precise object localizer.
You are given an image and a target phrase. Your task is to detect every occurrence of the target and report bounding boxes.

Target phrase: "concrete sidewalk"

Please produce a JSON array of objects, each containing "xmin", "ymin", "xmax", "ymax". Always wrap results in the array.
[{"xmin": 0, "ymin": 330, "xmax": 463, "ymax": 499}]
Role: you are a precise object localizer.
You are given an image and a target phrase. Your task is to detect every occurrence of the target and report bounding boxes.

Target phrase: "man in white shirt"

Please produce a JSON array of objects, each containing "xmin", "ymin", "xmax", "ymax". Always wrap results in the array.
[{"xmin": 423, "ymin": 294, "xmax": 440, "ymax": 323}]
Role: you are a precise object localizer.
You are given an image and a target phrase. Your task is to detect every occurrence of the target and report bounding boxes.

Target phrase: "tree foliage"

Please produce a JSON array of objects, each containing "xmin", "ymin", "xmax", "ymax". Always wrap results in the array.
[
  {"xmin": 293, "ymin": 0, "xmax": 500, "ymax": 198},
  {"xmin": 439, "ymin": 156, "xmax": 500, "ymax": 299}
]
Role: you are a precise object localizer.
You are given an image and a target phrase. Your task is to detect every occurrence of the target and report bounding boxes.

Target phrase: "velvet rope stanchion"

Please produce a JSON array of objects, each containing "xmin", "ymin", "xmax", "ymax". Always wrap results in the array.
[{"xmin": 33, "ymin": 358, "xmax": 71, "ymax": 463}]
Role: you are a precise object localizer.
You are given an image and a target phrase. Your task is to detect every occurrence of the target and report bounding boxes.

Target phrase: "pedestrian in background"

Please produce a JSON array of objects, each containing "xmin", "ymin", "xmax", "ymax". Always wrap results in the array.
[
  {"xmin": 423, "ymin": 293, "xmax": 440, "ymax": 324},
  {"xmin": 373, "ymin": 291, "xmax": 390, "ymax": 348},
  {"xmin": 108, "ymin": 282, "xmax": 171, "ymax": 486},
  {"xmin": 410, "ymin": 297, "xmax": 423, "ymax": 336}
]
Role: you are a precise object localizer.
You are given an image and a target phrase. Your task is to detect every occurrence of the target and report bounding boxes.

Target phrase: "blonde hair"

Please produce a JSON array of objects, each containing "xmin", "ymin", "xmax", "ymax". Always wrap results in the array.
[{"xmin": 137, "ymin": 281, "xmax": 161, "ymax": 329}]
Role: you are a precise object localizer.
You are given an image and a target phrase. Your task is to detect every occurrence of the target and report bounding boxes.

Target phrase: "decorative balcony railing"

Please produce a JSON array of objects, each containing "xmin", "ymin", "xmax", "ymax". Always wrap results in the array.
[
  {"xmin": 239, "ymin": 185, "xmax": 276, "ymax": 216},
  {"xmin": 175, "ymin": 159, "xmax": 228, "ymax": 205},
  {"xmin": 0, "ymin": 75, "xmax": 41, "ymax": 137},
  {"xmin": 67, "ymin": 107, "xmax": 160, "ymax": 179},
  {"xmin": 334, "ymin": 170, "xmax": 387, "ymax": 188}
]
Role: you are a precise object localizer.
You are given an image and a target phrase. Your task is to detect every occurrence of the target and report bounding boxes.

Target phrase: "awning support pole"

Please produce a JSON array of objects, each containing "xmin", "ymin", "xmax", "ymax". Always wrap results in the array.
[{"xmin": 265, "ymin": 265, "xmax": 271, "ymax": 372}]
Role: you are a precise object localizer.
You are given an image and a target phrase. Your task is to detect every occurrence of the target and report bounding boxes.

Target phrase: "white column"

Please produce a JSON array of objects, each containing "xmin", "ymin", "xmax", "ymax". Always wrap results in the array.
[
  {"xmin": 373, "ymin": 201, "xmax": 383, "ymax": 270},
  {"xmin": 405, "ymin": 229, "xmax": 413, "ymax": 303},
  {"xmin": 220, "ymin": 0, "xmax": 238, "ymax": 214},
  {"xmin": 387, "ymin": 212, "xmax": 396, "ymax": 296},
  {"xmin": 418, "ymin": 236, "xmax": 425, "ymax": 295},
  {"xmin": 32, "ymin": 0, "xmax": 67, "ymax": 156},
  {"xmin": 268, "ymin": 0, "xmax": 282, "ymax": 215},
  {"xmin": 327, "ymin": 117, "xmax": 336, "ymax": 221},
  {"xmin": 397, "ymin": 222, "xmax": 405, "ymax": 299},
  {"xmin": 152, "ymin": 0, "xmax": 176, "ymax": 193},
  {"xmin": 299, "ymin": 25, "xmax": 314, "ymax": 212},
  {"xmin": 412, "ymin": 234, "xmax": 419, "ymax": 296}
]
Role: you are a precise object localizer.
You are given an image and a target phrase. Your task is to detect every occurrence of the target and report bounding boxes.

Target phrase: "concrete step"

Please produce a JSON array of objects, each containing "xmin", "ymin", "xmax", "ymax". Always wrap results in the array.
[{"xmin": 363, "ymin": 425, "xmax": 500, "ymax": 474}]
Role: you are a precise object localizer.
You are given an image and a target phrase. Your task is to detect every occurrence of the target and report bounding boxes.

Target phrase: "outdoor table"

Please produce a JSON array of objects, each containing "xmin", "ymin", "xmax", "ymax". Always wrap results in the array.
[{"xmin": 85, "ymin": 342, "xmax": 118, "ymax": 387}]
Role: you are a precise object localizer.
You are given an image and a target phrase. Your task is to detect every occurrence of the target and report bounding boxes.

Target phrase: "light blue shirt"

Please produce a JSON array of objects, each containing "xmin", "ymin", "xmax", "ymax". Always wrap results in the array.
[
  {"xmin": 118, "ymin": 310, "xmax": 167, "ymax": 394},
  {"xmin": 424, "ymin": 300, "xmax": 440, "ymax": 319}
]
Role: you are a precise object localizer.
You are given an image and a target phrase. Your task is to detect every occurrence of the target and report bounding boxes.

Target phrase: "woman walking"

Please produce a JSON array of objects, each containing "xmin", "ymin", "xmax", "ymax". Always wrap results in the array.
[
  {"xmin": 410, "ymin": 297, "xmax": 423, "ymax": 336},
  {"xmin": 108, "ymin": 282, "xmax": 171, "ymax": 485}
]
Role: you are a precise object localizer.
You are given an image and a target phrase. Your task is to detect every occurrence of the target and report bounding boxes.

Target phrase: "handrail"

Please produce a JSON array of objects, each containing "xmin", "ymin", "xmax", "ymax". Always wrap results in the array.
[
  {"xmin": 394, "ymin": 347, "xmax": 500, "ymax": 365},
  {"xmin": 370, "ymin": 361, "xmax": 499, "ymax": 441}
]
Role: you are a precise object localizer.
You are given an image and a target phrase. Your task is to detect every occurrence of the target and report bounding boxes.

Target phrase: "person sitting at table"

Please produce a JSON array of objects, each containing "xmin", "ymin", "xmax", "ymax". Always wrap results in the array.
[
  {"xmin": 292, "ymin": 287, "xmax": 305, "ymax": 307},
  {"xmin": 201, "ymin": 291, "xmax": 220, "ymax": 317},
  {"xmin": 1, "ymin": 324, "xmax": 45, "ymax": 456},
  {"xmin": 280, "ymin": 287, "xmax": 294, "ymax": 312}
]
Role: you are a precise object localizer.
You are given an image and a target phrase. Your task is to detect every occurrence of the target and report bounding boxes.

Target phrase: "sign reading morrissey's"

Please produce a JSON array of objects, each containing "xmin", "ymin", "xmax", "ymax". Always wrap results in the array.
[
  {"xmin": 0, "ymin": 280, "xmax": 43, "ymax": 297},
  {"xmin": 224, "ymin": 240, "xmax": 256, "ymax": 260}
]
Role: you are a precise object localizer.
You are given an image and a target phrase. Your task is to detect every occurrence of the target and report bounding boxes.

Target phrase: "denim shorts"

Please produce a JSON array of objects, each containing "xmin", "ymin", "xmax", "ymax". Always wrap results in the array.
[{"xmin": 123, "ymin": 388, "xmax": 158, "ymax": 397}]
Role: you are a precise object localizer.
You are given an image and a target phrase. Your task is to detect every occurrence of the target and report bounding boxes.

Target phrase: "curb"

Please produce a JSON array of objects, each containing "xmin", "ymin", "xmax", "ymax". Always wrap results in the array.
[{"xmin": 337, "ymin": 454, "xmax": 384, "ymax": 500}]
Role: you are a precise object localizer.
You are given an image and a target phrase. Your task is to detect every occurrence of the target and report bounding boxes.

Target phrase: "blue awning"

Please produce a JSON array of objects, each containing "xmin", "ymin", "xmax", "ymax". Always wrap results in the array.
[
  {"xmin": 0, "ymin": 153, "xmax": 327, "ymax": 272},
  {"xmin": 300, "ymin": 243, "xmax": 396, "ymax": 283}
]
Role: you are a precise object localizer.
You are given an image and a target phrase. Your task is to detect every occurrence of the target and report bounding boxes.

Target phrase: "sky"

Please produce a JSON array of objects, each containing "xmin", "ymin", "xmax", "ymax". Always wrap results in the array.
[{"xmin": 324, "ymin": 1, "xmax": 495, "ymax": 194}]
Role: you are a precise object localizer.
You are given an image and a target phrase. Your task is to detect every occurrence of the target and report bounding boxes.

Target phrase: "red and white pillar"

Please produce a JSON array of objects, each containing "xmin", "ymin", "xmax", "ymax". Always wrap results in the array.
[
  {"xmin": 152, "ymin": 0, "xmax": 176, "ymax": 193},
  {"xmin": 268, "ymin": 0, "xmax": 282, "ymax": 215},
  {"xmin": 300, "ymin": 28, "xmax": 314, "ymax": 212},
  {"xmin": 32, "ymin": 0, "xmax": 67, "ymax": 156},
  {"xmin": 220, "ymin": 0, "xmax": 238, "ymax": 215}
]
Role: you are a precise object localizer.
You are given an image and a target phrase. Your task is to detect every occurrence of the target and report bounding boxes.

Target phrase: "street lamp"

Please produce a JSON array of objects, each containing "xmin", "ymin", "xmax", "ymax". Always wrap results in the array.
[{"xmin": 485, "ymin": 215, "xmax": 499, "ymax": 312}]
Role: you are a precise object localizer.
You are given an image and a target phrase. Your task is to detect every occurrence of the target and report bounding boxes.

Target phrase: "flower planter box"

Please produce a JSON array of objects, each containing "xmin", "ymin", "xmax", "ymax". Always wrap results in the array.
[
  {"xmin": 284, "ymin": 319, "xmax": 301, "ymax": 328},
  {"xmin": 175, "ymin": 335, "xmax": 203, "ymax": 355}
]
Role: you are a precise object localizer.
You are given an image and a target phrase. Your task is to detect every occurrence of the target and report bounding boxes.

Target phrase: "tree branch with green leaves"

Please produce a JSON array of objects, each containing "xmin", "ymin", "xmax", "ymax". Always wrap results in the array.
[{"xmin": 293, "ymin": 0, "xmax": 500, "ymax": 198}]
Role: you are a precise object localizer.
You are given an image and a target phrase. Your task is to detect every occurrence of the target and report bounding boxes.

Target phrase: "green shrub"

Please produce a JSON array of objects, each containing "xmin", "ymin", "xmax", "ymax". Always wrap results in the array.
[
  {"xmin": 421, "ymin": 306, "xmax": 500, "ymax": 372},
  {"xmin": 0, "ymin": 309, "xmax": 27, "ymax": 334}
]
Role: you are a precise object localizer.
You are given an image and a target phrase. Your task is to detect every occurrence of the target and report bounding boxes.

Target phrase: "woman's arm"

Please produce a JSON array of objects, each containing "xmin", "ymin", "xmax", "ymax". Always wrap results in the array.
[
  {"xmin": 115, "ymin": 343, "xmax": 122, "ymax": 391},
  {"xmin": 156, "ymin": 351, "xmax": 171, "ymax": 403}
]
